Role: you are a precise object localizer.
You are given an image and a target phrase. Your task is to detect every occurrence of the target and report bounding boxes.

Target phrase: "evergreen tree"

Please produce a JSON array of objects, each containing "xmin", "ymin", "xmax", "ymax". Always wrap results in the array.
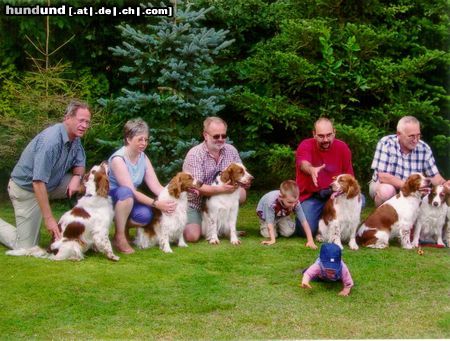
[{"xmin": 103, "ymin": 1, "xmax": 234, "ymax": 181}]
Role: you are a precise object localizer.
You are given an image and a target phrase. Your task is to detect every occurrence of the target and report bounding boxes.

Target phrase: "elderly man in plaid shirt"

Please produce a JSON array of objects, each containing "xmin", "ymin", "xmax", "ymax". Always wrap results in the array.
[
  {"xmin": 369, "ymin": 116, "xmax": 448, "ymax": 207},
  {"xmin": 182, "ymin": 117, "xmax": 250, "ymax": 242}
]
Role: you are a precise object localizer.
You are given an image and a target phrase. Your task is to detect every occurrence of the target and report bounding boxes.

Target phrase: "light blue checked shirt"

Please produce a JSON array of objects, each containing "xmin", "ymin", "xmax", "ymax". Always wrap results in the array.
[
  {"xmin": 11, "ymin": 123, "xmax": 86, "ymax": 192},
  {"xmin": 370, "ymin": 134, "xmax": 438, "ymax": 182}
]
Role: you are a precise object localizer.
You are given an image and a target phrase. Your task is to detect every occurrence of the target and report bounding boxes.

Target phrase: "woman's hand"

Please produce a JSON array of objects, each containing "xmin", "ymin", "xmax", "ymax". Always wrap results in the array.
[{"xmin": 155, "ymin": 199, "xmax": 177, "ymax": 214}]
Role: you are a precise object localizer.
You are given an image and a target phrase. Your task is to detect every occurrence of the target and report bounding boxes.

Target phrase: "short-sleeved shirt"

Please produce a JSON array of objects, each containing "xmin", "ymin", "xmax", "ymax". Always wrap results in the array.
[
  {"xmin": 108, "ymin": 146, "xmax": 148, "ymax": 190},
  {"xmin": 296, "ymin": 138, "xmax": 354, "ymax": 202},
  {"xmin": 182, "ymin": 142, "xmax": 242, "ymax": 210},
  {"xmin": 371, "ymin": 134, "xmax": 439, "ymax": 182},
  {"xmin": 256, "ymin": 190, "xmax": 306, "ymax": 224},
  {"xmin": 11, "ymin": 123, "xmax": 85, "ymax": 192}
]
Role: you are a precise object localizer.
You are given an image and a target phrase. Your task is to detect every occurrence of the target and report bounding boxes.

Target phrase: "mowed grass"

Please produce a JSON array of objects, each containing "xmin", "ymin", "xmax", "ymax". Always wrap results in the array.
[{"xmin": 0, "ymin": 192, "xmax": 449, "ymax": 340}]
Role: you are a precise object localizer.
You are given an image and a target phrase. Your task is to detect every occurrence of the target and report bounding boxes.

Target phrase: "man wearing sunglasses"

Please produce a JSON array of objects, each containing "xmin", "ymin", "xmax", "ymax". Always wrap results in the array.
[
  {"xmin": 182, "ymin": 116, "xmax": 248, "ymax": 242},
  {"xmin": 370, "ymin": 115, "xmax": 447, "ymax": 207},
  {"xmin": 295, "ymin": 117, "xmax": 355, "ymax": 238}
]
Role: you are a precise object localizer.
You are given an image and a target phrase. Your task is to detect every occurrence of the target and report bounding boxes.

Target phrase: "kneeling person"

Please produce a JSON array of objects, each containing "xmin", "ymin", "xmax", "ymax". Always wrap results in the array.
[{"xmin": 258, "ymin": 180, "xmax": 317, "ymax": 249}]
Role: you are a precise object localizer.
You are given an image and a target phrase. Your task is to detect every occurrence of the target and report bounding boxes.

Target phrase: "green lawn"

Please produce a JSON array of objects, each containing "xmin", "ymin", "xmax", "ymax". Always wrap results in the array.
[{"xmin": 0, "ymin": 193, "xmax": 449, "ymax": 339}]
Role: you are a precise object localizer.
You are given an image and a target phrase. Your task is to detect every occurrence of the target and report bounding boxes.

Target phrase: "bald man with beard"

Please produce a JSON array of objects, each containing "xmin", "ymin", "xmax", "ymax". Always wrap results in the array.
[{"xmin": 295, "ymin": 118, "xmax": 358, "ymax": 238}]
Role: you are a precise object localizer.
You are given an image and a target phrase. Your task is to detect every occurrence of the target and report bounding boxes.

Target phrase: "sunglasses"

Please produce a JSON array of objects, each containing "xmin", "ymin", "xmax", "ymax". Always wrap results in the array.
[{"xmin": 206, "ymin": 133, "xmax": 227, "ymax": 140}]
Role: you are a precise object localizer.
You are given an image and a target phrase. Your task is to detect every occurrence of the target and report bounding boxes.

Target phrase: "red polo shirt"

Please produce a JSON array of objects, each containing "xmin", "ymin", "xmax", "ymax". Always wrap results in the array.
[{"xmin": 295, "ymin": 138, "xmax": 354, "ymax": 202}]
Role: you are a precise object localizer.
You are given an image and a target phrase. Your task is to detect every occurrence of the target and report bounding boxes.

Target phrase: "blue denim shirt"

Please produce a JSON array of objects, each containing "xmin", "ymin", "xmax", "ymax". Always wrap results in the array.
[{"xmin": 11, "ymin": 123, "xmax": 86, "ymax": 192}]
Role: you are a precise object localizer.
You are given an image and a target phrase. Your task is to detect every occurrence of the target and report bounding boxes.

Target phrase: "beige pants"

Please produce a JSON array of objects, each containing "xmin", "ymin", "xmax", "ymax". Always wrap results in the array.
[
  {"xmin": 260, "ymin": 216, "xmax": 295, "ymax": 238},
  {"xmin": 0, "ymin": 175, "xmax": 71, "ymax": 249}
]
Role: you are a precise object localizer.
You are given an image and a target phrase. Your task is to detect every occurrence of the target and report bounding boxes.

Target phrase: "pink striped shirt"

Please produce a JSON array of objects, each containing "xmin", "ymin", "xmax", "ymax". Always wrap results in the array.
[{"xmin": 182, "ymin": 142, "xmax": 242, "ymax": 210}]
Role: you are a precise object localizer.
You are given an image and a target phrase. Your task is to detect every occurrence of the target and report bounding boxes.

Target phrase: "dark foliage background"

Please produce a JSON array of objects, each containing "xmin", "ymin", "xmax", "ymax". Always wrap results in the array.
[{"xmin": 0, "ymin": 0, "xmax": 448, "ymax": 191}]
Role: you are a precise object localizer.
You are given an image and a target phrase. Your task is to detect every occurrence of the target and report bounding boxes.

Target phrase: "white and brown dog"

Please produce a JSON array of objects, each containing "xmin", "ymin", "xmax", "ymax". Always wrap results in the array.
[
  {"xmin": 7, "ymin": 162, "xmax": 118, "ymax": 261},
  {"xmin": 134, "ymin": 172, "xmax": 202, "ymax": 253},
  {"xmin": 412, "ymin": 184, "xmax": 448, "ymax": 247},
  {"xmin": 317, "ymin": 174, "xmax": 362, "ymax": 250},
  {"xmin": 202, "ymin": 162, "xmax": 253, "ymax": 245},
  {"xmin": 357, "ymin": 173, "xmax": 430, "ymax": 249}
]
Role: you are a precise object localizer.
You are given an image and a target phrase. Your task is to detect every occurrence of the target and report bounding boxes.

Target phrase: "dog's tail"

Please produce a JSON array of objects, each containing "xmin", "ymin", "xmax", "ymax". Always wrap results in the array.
[{"xmin": 6, "ymin": 246, "xmax": 50, "ymax": 258}]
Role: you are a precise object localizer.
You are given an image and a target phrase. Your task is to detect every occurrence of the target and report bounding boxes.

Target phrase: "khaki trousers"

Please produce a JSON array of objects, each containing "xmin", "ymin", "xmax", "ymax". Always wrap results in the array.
[
  {"xmin": 259, "ymin": 216, "xmax": 295, "ymax": 238},
  {"xmin": 0, "ymin": 175, "xmax": 71, "ymax": 249}
]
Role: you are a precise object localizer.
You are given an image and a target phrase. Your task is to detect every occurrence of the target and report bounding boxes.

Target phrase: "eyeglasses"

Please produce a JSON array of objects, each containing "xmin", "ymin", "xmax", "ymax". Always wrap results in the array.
[
  {"xmin": 75, "ymin": 117, "xmax": 91, "ymax": 126},
  {"xmin": 315, "ymin": 133, "xmax": 334, "ymax": 140},
  {"xmin": 206, "ymin": 132, "xmax": 227, "ymax": 140}
]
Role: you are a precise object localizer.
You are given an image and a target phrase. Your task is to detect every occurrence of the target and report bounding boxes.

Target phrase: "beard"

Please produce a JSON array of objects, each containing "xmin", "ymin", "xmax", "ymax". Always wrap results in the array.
[{"xmin": 319, "ymin": 141, "xmax": 331, "ymax": 150}]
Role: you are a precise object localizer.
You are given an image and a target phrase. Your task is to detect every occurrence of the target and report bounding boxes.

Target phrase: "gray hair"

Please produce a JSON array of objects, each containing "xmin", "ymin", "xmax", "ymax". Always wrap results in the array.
[
  {"xmin": 397, "ymin": 116, "xmax": 420, "ymax": 133},
  {"xmin": 123, "ymin": 118, "xmax": 149, "ymax": 145},
  {"xmin": 64, "ymin": 100, "xmax": 90, "ymax": 119},
  {"xmin": 203, "ymin": 116, "xmax": 228, "ymax": 132}
]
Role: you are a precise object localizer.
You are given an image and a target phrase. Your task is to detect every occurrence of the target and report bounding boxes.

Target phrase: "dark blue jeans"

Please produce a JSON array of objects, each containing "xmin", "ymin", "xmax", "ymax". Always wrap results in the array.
[
  {"xmin": 109, "ymin": 186, "xmax": 153, "ymax": 225},
  {"xmin": 296, "ymin": 194, "xmax": 366, "ymax": 237},
  {"xmin": 295, "ymin": 197, "xmax": 325, "ymax": 237}
]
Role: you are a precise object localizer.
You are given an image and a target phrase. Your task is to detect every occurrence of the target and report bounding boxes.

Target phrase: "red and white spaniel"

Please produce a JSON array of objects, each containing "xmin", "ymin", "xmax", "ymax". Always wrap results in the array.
[
  {"xmin": 134, "ymin": 172, "xmax": 202, "ymax": 253},
  {"xmin": 357, "ymin": 173, "xmax": 430, "ymax": 249},
  {"xmin": 317, "ymin": 174, "xmax": 362, "ymax": 250},
  {"xmin": 7, "ymin": 162, "xmax": 118, "ymax": 261},
  {"xmin": 412, "ymin": 184, "xmax": 448, "ymax": 247},
  {"xmin": 445, "ymin": 197, "xmax": 450, "ymax": 247},
  {"xmin": 202, "ymin": 162, "xmax": 253, "ymax": 245}
]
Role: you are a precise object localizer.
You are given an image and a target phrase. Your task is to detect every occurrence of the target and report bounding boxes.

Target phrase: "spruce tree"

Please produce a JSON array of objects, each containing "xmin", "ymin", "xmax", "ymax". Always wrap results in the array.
[{"xmin": 105, "ymin": 1, "xmax": 234, "ymax": 181}]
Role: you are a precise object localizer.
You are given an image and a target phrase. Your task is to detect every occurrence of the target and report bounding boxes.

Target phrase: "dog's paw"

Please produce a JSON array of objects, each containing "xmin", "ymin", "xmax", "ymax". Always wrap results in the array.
[
  {"xmin": 162, "ymin": 247, "xmax": 173, "ymax": 253},
  {"xmin": 230, "ymin": 238, "xmax": 241, "ymax": 245},
  {"xmin": 349, "ymin": 240, "xmax": 359, "ymax": 250},
  {"xmin": 315, "ymin": 234, "xmax": 324, "ymax": 243},
  {"xmin": 178, "ymin": 241, "xmax": 188, "ymax": 248},
  {"xmin": 108, "ymin": 254, "xmax": 120, "ymax": 262},
  {"xmin": 209, "ymin": 238, "xmax": 220, "ymax": 245}
]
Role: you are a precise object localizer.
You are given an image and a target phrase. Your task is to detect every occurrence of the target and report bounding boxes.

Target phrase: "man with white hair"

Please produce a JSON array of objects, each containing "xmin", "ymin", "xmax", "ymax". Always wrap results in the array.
[{"xmin": 369, "ymin": 115, "xmax": 447, "ymax": 207}]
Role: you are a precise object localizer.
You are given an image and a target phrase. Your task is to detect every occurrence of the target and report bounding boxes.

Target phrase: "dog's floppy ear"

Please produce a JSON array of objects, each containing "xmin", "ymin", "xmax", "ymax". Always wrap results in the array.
[
  {"xmin": 78, "ymin": 173, "xmax": 89, "ymax": 196},
  {"xmin": 220, "ymin": 168, "xmax": 231, "ymax": 184},
  {"xmin": 168, "ymin": 173, "xmax": 182, "ymax": 199},
  {"xmin": 346, "ymin": 178, "xmax": 360, "ymax": 199},
  {"xmin": 100, "ymin": 161, "xmax": 109, "ymax": 175},
  {"xmin": 96, "ymin": 171, "xmax": 109, "ymax": 198},
  {"xmin": 401, "ymin": 174, "xmax": 421, "ymax": 197}
]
